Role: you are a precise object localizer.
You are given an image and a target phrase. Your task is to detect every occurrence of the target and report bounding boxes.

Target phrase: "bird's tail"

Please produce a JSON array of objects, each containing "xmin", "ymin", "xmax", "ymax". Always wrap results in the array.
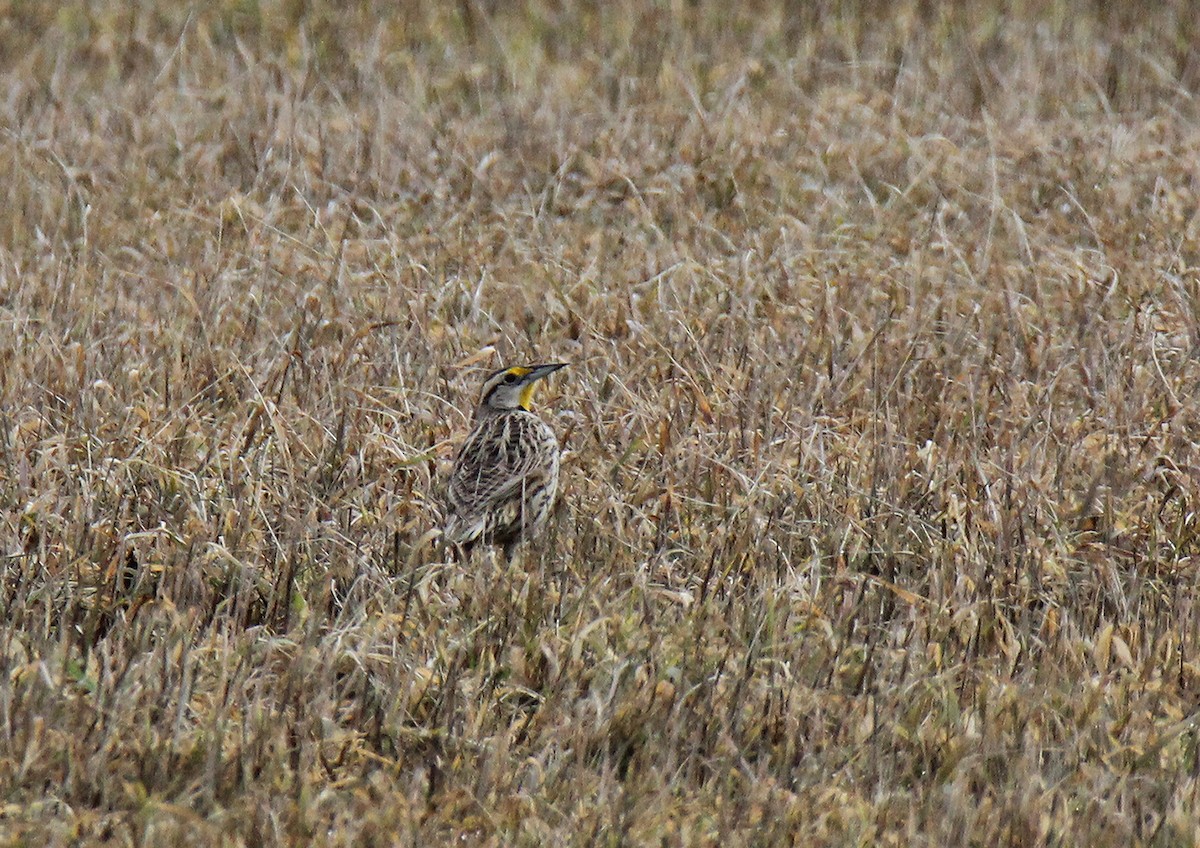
[{"xmin": 443, "ymin": 513, "xmax": 486, "ymax": 546}]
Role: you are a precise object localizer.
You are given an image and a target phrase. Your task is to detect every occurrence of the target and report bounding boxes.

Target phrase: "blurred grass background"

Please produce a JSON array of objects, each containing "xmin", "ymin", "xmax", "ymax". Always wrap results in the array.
[{"xmin": 3, "ymin": 1, "xmax": 1200, "ymax": 844}]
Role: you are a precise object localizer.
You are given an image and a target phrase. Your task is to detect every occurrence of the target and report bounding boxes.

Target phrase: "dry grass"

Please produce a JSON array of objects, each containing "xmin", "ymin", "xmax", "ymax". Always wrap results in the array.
[{"xmin": 3, "ymin": 0, "xmax": 1200, "ymax": 844}]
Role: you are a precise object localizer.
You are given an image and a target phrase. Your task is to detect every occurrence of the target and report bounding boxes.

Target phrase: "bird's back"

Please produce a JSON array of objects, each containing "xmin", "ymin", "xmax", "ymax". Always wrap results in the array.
[{"xmin": 444, "ymin": 409, "xmax": 561, "ymax": 550}]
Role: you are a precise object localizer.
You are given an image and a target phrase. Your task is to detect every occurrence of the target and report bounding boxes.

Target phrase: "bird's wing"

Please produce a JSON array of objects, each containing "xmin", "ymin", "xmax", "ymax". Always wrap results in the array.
[{"xmin": 444, "ymin": 415, "xmax": 549, "ymax": 542}]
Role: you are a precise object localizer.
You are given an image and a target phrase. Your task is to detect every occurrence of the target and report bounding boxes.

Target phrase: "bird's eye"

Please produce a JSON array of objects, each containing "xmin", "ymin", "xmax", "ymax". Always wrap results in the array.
[{"xmin": 503, "ymin": 373, "xmax": 519, "ymax": 384}]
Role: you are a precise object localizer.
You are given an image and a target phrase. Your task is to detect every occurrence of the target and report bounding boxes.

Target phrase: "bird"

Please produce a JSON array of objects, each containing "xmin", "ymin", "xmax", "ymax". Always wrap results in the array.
[{"xmin": 443, "ymin": 363, "xmax": 567, "ymax": 558}]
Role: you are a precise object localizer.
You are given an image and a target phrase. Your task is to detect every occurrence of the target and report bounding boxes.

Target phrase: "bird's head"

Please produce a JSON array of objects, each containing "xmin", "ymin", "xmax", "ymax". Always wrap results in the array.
[{"xmin": 477, "ymin": 363, "xmax": 567, "ymax": 414}]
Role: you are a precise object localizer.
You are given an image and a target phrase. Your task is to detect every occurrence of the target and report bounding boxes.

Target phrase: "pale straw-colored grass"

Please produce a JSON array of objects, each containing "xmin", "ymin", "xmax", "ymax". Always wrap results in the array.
[{"xmin": 3, "ymin": 2, "xmax": 1200, "ymax": 844}]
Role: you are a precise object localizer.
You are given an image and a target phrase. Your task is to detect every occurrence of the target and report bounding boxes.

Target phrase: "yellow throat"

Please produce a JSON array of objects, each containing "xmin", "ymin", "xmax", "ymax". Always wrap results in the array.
[{"xmin": 519, "ymin": 382, "xmax": 537, "ymax": 410}]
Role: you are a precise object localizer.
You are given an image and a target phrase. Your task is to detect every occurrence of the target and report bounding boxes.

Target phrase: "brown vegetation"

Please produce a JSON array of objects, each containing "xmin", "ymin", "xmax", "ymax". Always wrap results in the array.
[{"xmin": 3, "ymin": 1, "xmax": 1200, "ymax": 844}]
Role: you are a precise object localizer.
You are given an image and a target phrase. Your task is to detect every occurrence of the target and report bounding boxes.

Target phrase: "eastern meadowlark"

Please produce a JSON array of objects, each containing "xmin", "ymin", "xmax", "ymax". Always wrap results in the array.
[{"xmin": 444, "ymin": 363, "xmax": 567, "ymax": 558}]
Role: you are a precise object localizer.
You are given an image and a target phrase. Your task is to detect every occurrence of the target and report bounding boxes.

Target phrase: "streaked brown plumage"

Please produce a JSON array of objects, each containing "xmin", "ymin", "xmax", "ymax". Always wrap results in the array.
[{"xmin": 444, "ymin": 363, "xmax": 566, "ymax": 557}]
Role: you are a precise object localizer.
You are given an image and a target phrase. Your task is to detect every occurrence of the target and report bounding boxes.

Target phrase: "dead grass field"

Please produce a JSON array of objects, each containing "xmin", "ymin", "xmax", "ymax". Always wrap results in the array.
[{"xmin": 4, "ymin": 1, "xmax": 1200, "ymax": 844}]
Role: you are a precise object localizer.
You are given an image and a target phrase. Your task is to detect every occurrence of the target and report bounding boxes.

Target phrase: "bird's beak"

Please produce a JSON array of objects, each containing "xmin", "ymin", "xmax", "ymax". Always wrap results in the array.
[
  {"xmin": 518, "ymin": 364, "xmax": 567, "ymax": 410},
  {"xmin": 527, "ymin": 363, "xmax": 568, "ymax": 382}
]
